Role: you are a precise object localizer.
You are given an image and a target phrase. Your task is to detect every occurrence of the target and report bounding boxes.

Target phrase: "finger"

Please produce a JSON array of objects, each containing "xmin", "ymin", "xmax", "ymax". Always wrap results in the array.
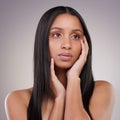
[
  {"xmin": 80, "ymin": 36, "xmax": 89, "ymax": 63},
  {"xmin": 83, "ymin": 36, "xmax": 89, "ymax": 54},
  {"xmin": 80, "ymin": 38, "xmax": 85, "ymax": 55},
  {"xmin": 51, "ymin": 58, "xmax": 54, "ymax": 71},
  {"xmin": 51, "ymin": 58, "xmax": 58, "ymax": 80},
  {"xmin": 50, "ymin": 58, "xmax": 55, "ymax": 78},
  {"xmin": 81, "ymin": 36, "xmax": 89, "ymax": 56}
]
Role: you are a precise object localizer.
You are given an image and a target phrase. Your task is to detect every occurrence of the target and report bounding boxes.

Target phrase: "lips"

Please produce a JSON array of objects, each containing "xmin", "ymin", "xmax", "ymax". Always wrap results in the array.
[{"xmin": 58, "ymin": 53, "xmax": 72, "ymax": 61}]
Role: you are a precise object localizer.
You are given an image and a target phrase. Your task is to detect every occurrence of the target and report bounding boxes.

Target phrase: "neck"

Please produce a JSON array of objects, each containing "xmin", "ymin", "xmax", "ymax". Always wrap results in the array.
[{"xmin": 55, "ymin": 67, "xmax": 67, "ymax": 89}]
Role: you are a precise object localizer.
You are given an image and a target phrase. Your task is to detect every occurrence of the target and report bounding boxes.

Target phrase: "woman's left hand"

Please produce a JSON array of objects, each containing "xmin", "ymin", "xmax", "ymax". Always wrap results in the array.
[{"xmin": 67, "ymin": 36, "xmax": 89, "ymax": 80}]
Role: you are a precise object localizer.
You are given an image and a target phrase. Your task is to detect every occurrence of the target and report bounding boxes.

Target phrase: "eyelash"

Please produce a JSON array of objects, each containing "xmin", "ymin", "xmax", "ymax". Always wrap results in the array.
[
  {"xmin": 50, "ymin": 32, "xmax": 82, "ymax": 40},
  {"xmin": 52, "ymin": 33, "xmax": 62, "ymax": 38},
  {"xmin": 71, "ymin": 34, "xmax": 81, "ymax": 40}
]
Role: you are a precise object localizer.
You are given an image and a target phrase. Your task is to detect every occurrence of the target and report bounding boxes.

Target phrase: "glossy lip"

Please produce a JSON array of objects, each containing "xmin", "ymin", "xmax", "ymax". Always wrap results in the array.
[{"xmin": 58, "ymin": 53, "xmax": 73, "ymax": 61}]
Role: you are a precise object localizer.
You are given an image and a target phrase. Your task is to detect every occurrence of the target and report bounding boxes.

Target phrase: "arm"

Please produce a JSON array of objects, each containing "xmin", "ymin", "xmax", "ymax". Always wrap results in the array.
[
  {"xmin": 89, "ymin": 81, "xmax": 115, "ymax": 120},
  {"xmin": 5, "ymin": 91, "xmax": 27, "ymax": 120},
  {"xmin": 64, "ymin": 36, "xmax": 90, "ymax": 120},
  {"xmin": 64, "ymin": 36, "xmax": 114, "ymax": 120},
  {"xmin": 49, "ymin": 58, "xmax": 65, "ymax": 120},
  {"xmin": 49, "ymin": 93, "xmax": 65, "ymax": 120},
  {"xmin": 64, "ymin": 77, "xmax": 90, "ymax": 120}
]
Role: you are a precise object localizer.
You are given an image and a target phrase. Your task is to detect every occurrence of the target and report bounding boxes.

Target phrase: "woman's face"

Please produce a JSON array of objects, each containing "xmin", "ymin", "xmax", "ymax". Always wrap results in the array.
[{"xmin": 49, "ymin": 13, "xmax": 84, "ymax": 69}]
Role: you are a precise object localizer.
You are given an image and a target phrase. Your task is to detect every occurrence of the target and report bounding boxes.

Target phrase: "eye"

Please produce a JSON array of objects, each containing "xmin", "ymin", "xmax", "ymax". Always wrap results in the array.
[
  {"xmin": 52, "ymin": 32, "xmax": 62, "ymax": 38},
  {"xmin": 71, "ymin": 34, "xmax": 81, "ymax": 40}
]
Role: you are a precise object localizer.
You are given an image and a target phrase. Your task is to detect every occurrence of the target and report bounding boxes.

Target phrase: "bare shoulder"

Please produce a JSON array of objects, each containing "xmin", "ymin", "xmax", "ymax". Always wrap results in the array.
[
  {"xmin": 91, "ymin": 80, "xmax": 114, "ymax": 102},
  {"xmin": 5, "ymin": 88, "xmax": 32, "ymax": 103},
  {"xmin": 5, "ymin": 88, "xmax": 32, "ymax": 120},
  {"xmin": 89, "ymin": 80, "xmax": 115, "ymax": 120},
  {"xmin": 93, "ymin": 80, "xmax": 114, "ymax": 99},
  {"xmin": 94, "ymin": 80, "xmax": 114, "ymax": 92}
]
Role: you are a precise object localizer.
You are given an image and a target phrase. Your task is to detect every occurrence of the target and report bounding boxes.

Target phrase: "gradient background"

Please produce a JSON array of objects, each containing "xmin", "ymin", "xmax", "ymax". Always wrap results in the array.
[{"xmin": 0, "ymin": 0, "xmax": 120, "ymax": 119}]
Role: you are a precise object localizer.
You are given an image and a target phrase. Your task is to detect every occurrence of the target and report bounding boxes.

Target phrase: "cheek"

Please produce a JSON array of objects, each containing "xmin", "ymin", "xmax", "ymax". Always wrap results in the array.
[
  {"xmin": 49, "ymin": 42, "xmax": 57, "ymax": 58},
  {"xmin": 73, "ymin": 43, "xmax": 82, "ymax": 59},
  {"xmin": 49, "ymin": 46, "xmax": 54, "ymax": 58},
  {"xmin": 49, "ymin": 41, "xmax": 53, "ymax": 57}
]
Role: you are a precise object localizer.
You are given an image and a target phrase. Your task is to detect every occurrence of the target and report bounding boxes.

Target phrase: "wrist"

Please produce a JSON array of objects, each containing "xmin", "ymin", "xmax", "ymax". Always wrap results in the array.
[
  {"xmin": 67, "ymin": 76, "xmax": 80, "ymax": 82},
  {"xmin": 67, "ymin": 77, "xmax": 80, "ymax": 89},
  {"xmin": 55, "ymin": 93, "xmax": 65, "ymax": 104},
  {"xmin": 67, "ymin": 71, "xmax": 80, "ymax": 80},
  {"xmin": 55, "ymin": 90, "xmax": 66, "ymax": 99}
]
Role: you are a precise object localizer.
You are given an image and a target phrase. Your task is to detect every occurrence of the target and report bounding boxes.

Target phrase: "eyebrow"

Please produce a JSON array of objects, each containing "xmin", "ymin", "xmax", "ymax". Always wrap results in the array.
[
  {"xmin": 50, "ymin": 27, "xmax": 63, "ymax": 30},
  {"xmin": 50, "ymin": 27, "xmax": 83, "ymax": 33}
]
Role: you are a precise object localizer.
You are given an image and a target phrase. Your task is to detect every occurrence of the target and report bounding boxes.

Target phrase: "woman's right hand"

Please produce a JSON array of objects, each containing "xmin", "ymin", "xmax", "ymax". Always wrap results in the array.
[
  {"xmin": 50, "ymin": 58, "xmax": 65, "ymax": 98},
  {"xmin": 49, "ymin": 58, "xmax": 65, "ymax": 120}
]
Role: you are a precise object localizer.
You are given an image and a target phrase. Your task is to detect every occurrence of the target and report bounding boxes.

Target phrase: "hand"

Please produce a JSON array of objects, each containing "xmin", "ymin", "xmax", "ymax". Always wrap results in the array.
[
  {"xmin": 50, "ymin": 58, "xmax": 65, "ymax": 98},
  {"xmin": 67, "ymin": 36, "xmax": 89, "ymax": 80}
]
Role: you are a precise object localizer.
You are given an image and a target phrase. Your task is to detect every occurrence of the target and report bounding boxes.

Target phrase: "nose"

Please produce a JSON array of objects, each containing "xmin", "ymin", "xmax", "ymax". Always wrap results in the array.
[{"xmin": 61, "ymin": 39, "xmax": 71, "ymax": 50}]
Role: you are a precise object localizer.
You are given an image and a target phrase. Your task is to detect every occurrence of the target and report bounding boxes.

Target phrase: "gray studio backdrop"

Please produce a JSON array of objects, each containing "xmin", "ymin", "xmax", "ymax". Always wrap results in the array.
[{"xmin": 0, "ymin": 0, "xmax": 120, "ymax": 120}]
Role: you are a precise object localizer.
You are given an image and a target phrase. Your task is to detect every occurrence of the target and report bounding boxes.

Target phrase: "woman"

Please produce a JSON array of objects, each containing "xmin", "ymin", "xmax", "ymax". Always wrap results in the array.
[{"xmin": 5, "ymin": 6, "xmax": 114, "ymax": 120}]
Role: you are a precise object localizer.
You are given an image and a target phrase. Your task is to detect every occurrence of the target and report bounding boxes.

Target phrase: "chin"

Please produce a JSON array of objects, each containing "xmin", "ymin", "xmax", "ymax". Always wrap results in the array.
[{"xmin": 55, "ymin": 62, "xmax": 73, "ymax": 70}]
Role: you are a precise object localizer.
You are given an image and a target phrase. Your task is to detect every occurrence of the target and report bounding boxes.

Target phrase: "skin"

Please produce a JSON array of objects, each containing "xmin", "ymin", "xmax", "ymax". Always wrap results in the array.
[{"xmin": 5, "ymin": 14, "xmax": 114, "ymax": 120}]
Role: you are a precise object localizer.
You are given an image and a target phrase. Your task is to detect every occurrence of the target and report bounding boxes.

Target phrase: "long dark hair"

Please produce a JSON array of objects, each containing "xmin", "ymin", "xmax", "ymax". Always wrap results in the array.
[{"xmin": 27, "ymin": 6, "xmax": 95, "ymax": 120}]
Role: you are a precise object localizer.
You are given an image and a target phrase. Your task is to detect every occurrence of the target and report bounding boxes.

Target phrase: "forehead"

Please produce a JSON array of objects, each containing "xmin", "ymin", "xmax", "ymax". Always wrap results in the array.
[{"xmin": 50, "ymin": 13, "xmax": 83, "ymax": 30}]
